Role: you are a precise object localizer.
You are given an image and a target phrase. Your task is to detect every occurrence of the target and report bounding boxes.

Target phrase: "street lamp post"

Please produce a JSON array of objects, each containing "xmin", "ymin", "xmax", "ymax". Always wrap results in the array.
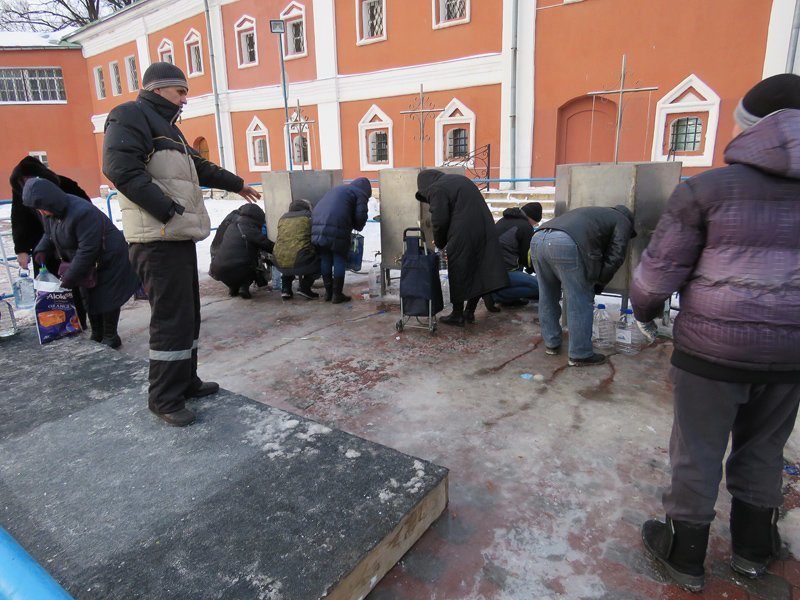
[{"xmin": 270, "ymin": 19, "xmax": 293, "ymax": 171}]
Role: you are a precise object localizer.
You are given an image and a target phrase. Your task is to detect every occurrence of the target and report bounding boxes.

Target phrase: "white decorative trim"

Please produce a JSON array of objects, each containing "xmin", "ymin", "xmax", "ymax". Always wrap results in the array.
[
  {"xmin": 234, "ymin": 15, "xmax": 259, "ymax": 68},
  {"xmin": 184, "ymin": 28, "xmax": 204, "ymax": 77},
  {"xmin": 435, "ymin": 98, "xmax": 475, "ymax": 167},
  {"xmin": 317, "ymin": 101, "xmax": 343, "ymax": 169},
  {"xmin": 136, "ymin": 36, "xmax": 150, "ymax": 77},
  {"xmin": 246, "ymin": 116, "xmax": 272, "ymax": 171},
  {"xmin": 763, "ymin": 0, "xmax": 796, "ymax": 77},
  {"xmin": 286, "ymin": 110, "xmax": 314, "ymax": 169},
  {"xmin": 358, "ymin": 104, "xmax": 394, "ymax": 171},
  {"xmin": 280, "ymin": 2, "xmax": 308, "ymax": 61},
  {"xmin": 432, "ymin": 0, "xmax": 470, "ymax": 30},
  {"xmin": 355, "ymin": 0, "xmax": 387, "ymax": 46},
  {"xmin": 651, "ymin": 74, "xmax": 720, "ymax": 168},
  {"xmin": 313, "ymin": 0, "xmax": 337, "ymax": 79},
  {"xmin": 157, "ymin": 38, "xmax": 174, "ymax": 63}
]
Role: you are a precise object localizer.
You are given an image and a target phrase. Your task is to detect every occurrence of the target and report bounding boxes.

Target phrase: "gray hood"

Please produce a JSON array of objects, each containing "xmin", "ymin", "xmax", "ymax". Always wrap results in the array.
[{"xmin": 724, "ymin": 109, "xmax": 800, "ymax": 180}]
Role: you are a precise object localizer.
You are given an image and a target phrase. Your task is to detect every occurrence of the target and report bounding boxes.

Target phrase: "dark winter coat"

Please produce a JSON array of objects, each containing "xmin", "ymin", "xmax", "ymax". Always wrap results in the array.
[
  {"xmin": 22, "ymin": 178, "xmax": 138, "ymax": 314},
  {"xmin": 209, "ymin": 204, "xmax": 273, "ymax": 286},
  {"xmin": 10, "ymin": 156, "xmax": 91, "ymax": 256},
  {"xmin": 630, "ymin": 109, "xmax": 800, "ymax": 382},
  {"xmin": 274, "ymin": 199, "xmax": 319, "ymax": 277},
  {"xmin": 495, "ymin": 207, "xmax": 534, "ymax": 271},
  {"xmin": 540, "ymin": 205, "xmax": 635, "ymax": 292},
  {"xmin": 416, "ymin": 170, "xmax": 508, "ymax": 302},
  {"xmin": 311, "ymin": 178, "xmax": 370, "ymax": 255},
  {"xmin": 103, "ymin": 90, "xmax": 244, "ymax": 242}
]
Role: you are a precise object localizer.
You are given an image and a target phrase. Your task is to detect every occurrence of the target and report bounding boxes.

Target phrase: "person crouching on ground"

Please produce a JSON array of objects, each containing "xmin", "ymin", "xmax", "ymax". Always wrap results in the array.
[
  {"xmin": 23, "ymin": 178, "xmax": 139, "ymax": 348},
  {"xmin": 209, "ymin": 203, "xmax": 274, "ymax": 299},
  {"xmin": 274, "ymin": 199, "xmax": 320, "ymax": 300},
  {"xmin": 311, "ymin": 177, "xmax": 370, "ymax": 303},
  {"xmin": 492, "ymin": 202, "xmax": 541, "ymax": 307},
  {"xmin": 415, "ymin": 169, "xmax": 508, "ymax": 326},
  {"xmin": 631, "ymin": 73, "xmax": 800, "ymax": 593}
]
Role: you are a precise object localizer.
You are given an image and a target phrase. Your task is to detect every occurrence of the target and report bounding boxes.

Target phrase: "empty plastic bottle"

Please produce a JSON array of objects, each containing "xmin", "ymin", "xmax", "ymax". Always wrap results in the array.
[
  {"xmin": 591, "ymin": 303, "xmax": 615, "ymax": 349},
  {"xmin": 0, "ymin": 299, "xmax": 19, "ymax": 338},
  {"xmin": 615, "ymin": 308, "xmax": 644, "ymax": 355},
  {"xmin": 13, "ymin": 268, "xmax": 35, "ymax": 309},
  {"xmin": 368, "ymin": 252, "xmax": 382, "ymax": 298},
  {"xmin": 35, "ymin": 265, "xmax": 63, "ymax": 293}
]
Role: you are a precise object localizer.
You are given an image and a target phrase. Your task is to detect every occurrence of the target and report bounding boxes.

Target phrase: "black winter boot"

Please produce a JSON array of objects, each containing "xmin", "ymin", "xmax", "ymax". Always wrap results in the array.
[
  {"xmin": 483, "ymin": 294, "xmax": 501, "ymax": 313},
  {"xmin": 463, "ymin": 297, "xmax": 480, "ymax": 324},
  {"xmin": 440, "ymin": 301, "xmax": 465, "ymax": 326},
  {"xmin": 297, "ymin": 274, "xmax": 319, "ymax": 299},
  {"xmin": 239, "ymin": 284, "xmax": 252, "ymax": 299},
  {"xmin": 88, "ymin": 312, "xmax": 104, "ymax": 342},
  {"xmin": 331, "ymin": 276, "xmax": 351, "ymax": 304},
  {"xmin": 281, "ymin": 276, "xmax": 294, "ymax": 300},
  {"xmin": 323, "ymin": 275, "xmax": 333, "ymax": 302},
  {"xmin": 730, "ymin": 498, "xmax": 781, "ymax": 578},
  {"xmin": 642, "ymin": 517, "xmax": 709, "ymax": 592},
  {"xmin": 101, "ymin": 308, "xmax": 122, "ymax": 349}
]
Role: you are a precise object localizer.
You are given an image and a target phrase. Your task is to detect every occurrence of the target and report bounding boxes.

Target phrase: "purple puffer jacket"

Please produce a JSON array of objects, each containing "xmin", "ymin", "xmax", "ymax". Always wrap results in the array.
[{"xmin": 630, "ymin": 109, "xmax": 800, "ymax": 373}]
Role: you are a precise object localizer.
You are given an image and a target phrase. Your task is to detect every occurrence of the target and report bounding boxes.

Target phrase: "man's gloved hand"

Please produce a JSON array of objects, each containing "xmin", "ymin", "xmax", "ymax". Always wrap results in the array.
[
  {"xmin": 33, "ymin": 252, "xmax": 47, "ymax": 267},
  {"xmin": 636, "ymin": 319, "xmax": 658, "ymax": 344}
]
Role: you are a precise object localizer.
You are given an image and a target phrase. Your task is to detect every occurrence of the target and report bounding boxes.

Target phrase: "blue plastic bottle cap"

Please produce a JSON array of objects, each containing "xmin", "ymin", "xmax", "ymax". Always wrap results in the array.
[{"xmin": 597, "ymin": 303, "xmax": 605, "ymax": 309}]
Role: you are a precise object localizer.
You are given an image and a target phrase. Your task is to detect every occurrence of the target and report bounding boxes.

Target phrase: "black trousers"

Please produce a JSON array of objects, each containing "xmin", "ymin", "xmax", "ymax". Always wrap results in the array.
[
  {"xmin": 664, "ymin": 366, "xmax": 800, "ymax": 523},
  {"xmin": 129, "ymin": 240, "xmax": 202, "ymax": 414}
]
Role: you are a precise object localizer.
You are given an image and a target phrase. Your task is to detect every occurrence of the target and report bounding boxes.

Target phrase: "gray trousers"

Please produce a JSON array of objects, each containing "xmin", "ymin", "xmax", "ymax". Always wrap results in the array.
[{"xmin": 664, "ymin": 366, "xmax": 800, "ymax": 523}]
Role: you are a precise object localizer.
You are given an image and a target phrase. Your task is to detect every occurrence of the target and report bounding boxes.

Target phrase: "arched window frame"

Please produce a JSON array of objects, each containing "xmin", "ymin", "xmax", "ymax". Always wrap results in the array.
[
  {"xmin": 651, "ymin": 74, "xmax": 720, "ymax": 167},
  {"xmin": 287, "ymin": 110, "xmax": 313, "ymax": 168},
  {"xmin": 246, "ymin": 116, "xmax": 271, "ymax": 172},
  {"xmin": 158, "ymin": 39, "xmax": 174, "ymax": 64},
  {"xmin": 280, "ymin": 2, "xmax": 308, "ymax": 60},
  {"xmin": 358, "ymin": 104, "xmax": 394, "ymax": 171},
  {"xmin": 435, "ymin": 98, "xmax": 475, "ymax": 167},
  {"xmin": 235, "ymin": 16, "xmax": 258, "ymax": 68},
  {"xmin": 184, "ymin": 29, "xmax": 204, "ymax": 77}
]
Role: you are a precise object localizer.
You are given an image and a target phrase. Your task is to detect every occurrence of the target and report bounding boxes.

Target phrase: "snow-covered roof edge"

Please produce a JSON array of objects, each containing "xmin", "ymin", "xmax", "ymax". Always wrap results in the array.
[{"xmin": 0, "ymin": 30, "xmax": 80, "ymax": 49}]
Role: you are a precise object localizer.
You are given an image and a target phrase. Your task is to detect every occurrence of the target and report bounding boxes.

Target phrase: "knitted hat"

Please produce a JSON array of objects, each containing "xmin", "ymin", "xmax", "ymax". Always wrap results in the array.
[
  {"xmin": 142, "ymin": 62, "xmax": 188, "ymax": 92},
  {"xmin": 521, "ymin": 202, "xmax": 542, "ymax": 222},
  {"xmin": 734, "ymin": 73, "xmax": 800, "ymax": 130}
]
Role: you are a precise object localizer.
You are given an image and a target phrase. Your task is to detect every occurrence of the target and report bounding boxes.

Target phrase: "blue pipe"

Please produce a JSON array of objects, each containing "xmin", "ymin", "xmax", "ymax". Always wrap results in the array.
[{"xmin": 0, "ymin": 527, "xmax": 73, "ymax": 599}]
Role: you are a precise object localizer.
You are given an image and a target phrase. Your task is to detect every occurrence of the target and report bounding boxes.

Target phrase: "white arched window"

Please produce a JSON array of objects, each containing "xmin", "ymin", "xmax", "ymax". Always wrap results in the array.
[
  {"xmin": 280, "ymin": 2, "xmax": 308, "ymax": 60},
  {"xmin": 235, "ymin": 16, "xmax": 258, "ymax": 67},
  {"xmin": 246, "ymin": 117, "xmax": 271, "ymax": 171},
  {"xmin": 184, "ymin": 29, "xmax": 204, "ymax": 76},
  {"xmin": 435, "ymin": 98, "xmax": 475, "ymax": 166},
  {"xmin": 158, "ymin": 39, "xmax": 174, "ymax": 64},
  {"xmin": 358, "ymin": 104, "xmax": 394, "ymax": 171}
]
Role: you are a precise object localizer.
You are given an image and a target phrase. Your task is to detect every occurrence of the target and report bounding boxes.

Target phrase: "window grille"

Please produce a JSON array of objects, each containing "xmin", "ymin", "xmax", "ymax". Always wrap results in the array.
[
  {"xmin": 241, "ymin": 31, "xmax": 256, "ymax": 63},
  {"xmin": 189, "ymin": 43, "xmax": 202, "ymax": 73},
  {"xmin": 363, "ymin": 0, "xmax": 383, "ymax": 38},
  {"xmin": 94, "ymin": 67, "xmax": 106, "ymax": 99},
  {"xmin": 110, "ymin": 62, "xmax": 122, "ymax": 95},
  {"xmin": 126, "ymin": 56, "xmax": 139, "ymax": 91},
  {"xmin": 0, "ymin": 68, "xmax": 66, "ymax": 102},
  {"xmin": 29, "ymin": 151, "xmax": 48, "ymax": 167},
  {"xmin": 670, "ymin": 117, "xmax": 702, "ymax": 152},
  {"xmin": 290, "ymin": 20, "xmax": 304, "ymax": 54},
  {"xmin": 370, "ymin": 131, "xmax": 388, "ymax": 162},
  {"xmin": 293, "ymin": 135, "xmax": 308, "ymax": 163},
  {"xmin": 448, "ymin": 128, "xmax": 468, "ymax": 157},
  {"xmin": 445, "ymin": 0, "xmax": 466, "ymax": 20},
  {"xmin": 255, "ymin": 137, "xmax": 268, "ymax": 165}
]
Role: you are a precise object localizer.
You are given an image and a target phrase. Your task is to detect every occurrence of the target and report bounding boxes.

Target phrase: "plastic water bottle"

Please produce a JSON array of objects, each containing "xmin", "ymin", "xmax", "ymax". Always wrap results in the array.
[
  {"xmin": 35, "ymin": 265, "xmax": 63, "ymax": 293},
  {"xmin": 592, "ymin": 303, "xmax": 614, "ymax": 349},
  {"xmin": 271, "ymin": 264, "xmax": 282, "ymax": 292},
  {"xmin": 440, "ymin": 273, "xmax": 450, "ymax": 306},
  {"xmin": 13, "ymin": 268, "xmax": 35, "ymax": 309},
  {"xmin": 368, "ymin": 252, "xmax": 382, "ymax": 298},
  {"xmin": 0, "ymin": 299, "xmax": 19, "ymax": 338},
  {"xmin": 615, "ymin": 308, "xmax": 643, "ymax": 355}
]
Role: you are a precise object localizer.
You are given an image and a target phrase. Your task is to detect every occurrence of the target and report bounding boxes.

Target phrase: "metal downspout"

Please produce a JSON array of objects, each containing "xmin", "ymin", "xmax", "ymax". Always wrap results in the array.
[
  {"xmin": 510, "ymin": 0, "xmax": 519, "ymax": 189},
  {"xmin": 787, "ymin": 0, "xmax": 800, "ymax": 73},
  {"xmin": 204, "ymin": 0, "xmax": 226, "ymax": 168}
]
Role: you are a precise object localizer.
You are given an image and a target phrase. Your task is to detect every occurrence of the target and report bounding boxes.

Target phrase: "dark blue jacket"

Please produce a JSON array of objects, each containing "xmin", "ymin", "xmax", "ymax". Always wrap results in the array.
[{"xmin": 311, "ymin": 178, "xmax": 370, "ymax": 255}]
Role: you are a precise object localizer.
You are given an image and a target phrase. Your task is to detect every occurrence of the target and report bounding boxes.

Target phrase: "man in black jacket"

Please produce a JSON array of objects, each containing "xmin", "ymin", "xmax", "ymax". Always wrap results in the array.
[
  {"xmin": 531, "ymin": 205, "xmax": 635, "ymax": 366},
  {"xmin": 492, "ymin": 202, "xmax": 541, "ymax": 306},
  {"xmin": 103, "ymin": 62, "xmax": 260, "ymax": 427}
]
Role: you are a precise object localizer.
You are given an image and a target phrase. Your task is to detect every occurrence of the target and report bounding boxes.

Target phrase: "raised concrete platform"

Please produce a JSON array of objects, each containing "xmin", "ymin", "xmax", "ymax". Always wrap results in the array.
[{"xmin": 0, "ymin": 329, "xmax": 448, "ymax": 599}]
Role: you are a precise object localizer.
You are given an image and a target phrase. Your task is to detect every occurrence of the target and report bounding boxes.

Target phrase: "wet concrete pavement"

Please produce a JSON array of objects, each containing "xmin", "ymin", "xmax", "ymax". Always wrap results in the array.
[{"xmin": 104, "ymin": 273, "xmax": 800, "ymax": 600}]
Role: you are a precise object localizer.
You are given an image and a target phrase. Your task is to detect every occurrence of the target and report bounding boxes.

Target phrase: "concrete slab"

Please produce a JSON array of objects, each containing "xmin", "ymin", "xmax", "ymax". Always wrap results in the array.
[{"xmin": 0, "ymin": 328, "xmax": 448, "ymax": 599}]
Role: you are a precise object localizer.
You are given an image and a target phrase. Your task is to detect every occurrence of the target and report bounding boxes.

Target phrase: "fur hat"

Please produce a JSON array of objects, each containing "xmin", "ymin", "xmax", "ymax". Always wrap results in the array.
[
  {"xmin": 521, "ymin": 202, "xmax": 542, "ymax": 222},
  {"xmin": 142, "ymin": 62, "xmax": 188, "ymax": 92},
  {"xmin": 734, "ymin": 73, "xmax": 800, "ymax": 130}
]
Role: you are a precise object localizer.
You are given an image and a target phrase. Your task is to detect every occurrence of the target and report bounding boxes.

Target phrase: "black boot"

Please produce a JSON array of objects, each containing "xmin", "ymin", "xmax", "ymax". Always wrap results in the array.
[
  {"xmin": 297, "ymin": 274, "xmax": 319, "ymax": 299},
  {"xmin": 463, "ymin": 297, "xmax": 480, "ymax": 324},
  {"xmin": 331, "ymin": 276, "xmax": 351, "ymax": 304},
  {"xmin": 101, "ymin": 308, "xmax": 122, "ymax": 349},
  {"xmin": 642, "ymin": 516, "xmax": 709, "ymax": 592},
  {"xmin": 440, "ymin": 301, "xmax": 465, "ymax": 326},
  {"xmin": 281, "ymin": 276, "xmax": 293, "ymax": 300},
  {"xmin": 228, "ymin": 286, "xmax": 239, "ymax": 297},
  {"xmin": 730, "ymin": 498, "xmax": 781, "ymax": 578},
  {"xmin": 483, "ymin": 294, "xmax": 501, "ymax": 313},
  {"xmin": 323, "ymin": 275, "xmax": 333, "ymax": 302},
  {"xmin": 239, "ymin": 284, "xmax": 252, "ymax": 299},
  {"xmin": 88, "ymin": 312, "xmax": 104, "ymax": 342}
]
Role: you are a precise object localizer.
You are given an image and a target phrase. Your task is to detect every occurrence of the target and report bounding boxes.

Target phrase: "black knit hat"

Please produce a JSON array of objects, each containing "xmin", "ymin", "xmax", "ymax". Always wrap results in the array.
[
  {"xmin": 142, "ymin": 62, "xmax": 188, "ymax": 92},
  {"xmin": 734, "ymin": 73, "xmax": 800, "ymax": 130},
  {"xmin": 521, "ymin": 202, "xmax": 542, "ymax": 222}
]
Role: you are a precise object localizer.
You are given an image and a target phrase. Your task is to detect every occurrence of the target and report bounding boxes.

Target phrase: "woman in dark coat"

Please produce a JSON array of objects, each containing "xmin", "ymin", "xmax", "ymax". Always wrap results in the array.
[
  {"xmin": 415, "ymin": 169, "xmax": 508, "ymax": 326},
  {"xmin": 311, "ymin": 177, "xmax": 370, "ymax": 303},
  {"xmin": 209, "ymin": 203, "xmax": 274, "ymax": 299},
  {"xmin": 22, "ymin": 177, "xmax": 139, "ymax": 348},
  {"xmin": 10, "ymin": 155, "xmax": 92, "ymax": 327}
]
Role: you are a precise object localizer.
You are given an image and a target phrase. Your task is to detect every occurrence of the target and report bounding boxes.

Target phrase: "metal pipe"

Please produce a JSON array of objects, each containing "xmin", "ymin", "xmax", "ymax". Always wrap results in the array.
[
  {"xmin": 278, "ymin": 33, "xmax": 293, "ymax": 171},
  {"xmin": 787, "ymin": 0, "xmax": 800, "ymax": 73},
  {"xmin": 509, "ymin": 0, "xmax": 519, "ymax": 188},
  {"xmin": 203, "ymin": 0, "xmax": 226, "ymax": 169}
]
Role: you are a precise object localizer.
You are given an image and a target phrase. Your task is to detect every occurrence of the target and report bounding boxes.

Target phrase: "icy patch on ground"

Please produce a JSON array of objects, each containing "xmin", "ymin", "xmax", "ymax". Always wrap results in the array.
[
  {"xmin": 344, "ymin": 449, "xmax": 361, "ymax": 458},
  {"xmin": 240, "ymin": 405, "xmax": 330, "ymax": 459}
]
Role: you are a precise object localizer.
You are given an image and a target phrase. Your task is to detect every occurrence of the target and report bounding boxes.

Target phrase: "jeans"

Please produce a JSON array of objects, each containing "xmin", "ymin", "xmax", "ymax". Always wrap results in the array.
[
  {"xmin": 319, "ymin": 249, "xmax": 346, "ymax": 279},
  {"xmin": 492, "ymin": 270, "xmax": 539, "ymax": 303},
  {"xmin": 531, "ymin": 229, "xmax": 595, "ymax": 359}
]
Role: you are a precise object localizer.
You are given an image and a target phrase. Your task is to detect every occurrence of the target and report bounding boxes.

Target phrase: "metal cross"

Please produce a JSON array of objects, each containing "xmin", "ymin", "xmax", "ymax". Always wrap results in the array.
[
  {"xmin": 587, "ymin": 55, "xmax": 658, "ymax": 163},
  {"xmin": 400, "ymin": 84, "xmax": 444, "ymax": 167},
  {"xmin": 285, "ymin": 99, "xmax": 316, "ymax": 171}
]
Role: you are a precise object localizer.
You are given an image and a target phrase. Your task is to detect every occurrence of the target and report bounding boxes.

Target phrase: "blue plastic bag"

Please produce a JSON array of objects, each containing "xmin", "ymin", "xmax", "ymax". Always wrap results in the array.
[{"xmin": 347, "ymin": 232, "xmax": 365, "ymax": 272}]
